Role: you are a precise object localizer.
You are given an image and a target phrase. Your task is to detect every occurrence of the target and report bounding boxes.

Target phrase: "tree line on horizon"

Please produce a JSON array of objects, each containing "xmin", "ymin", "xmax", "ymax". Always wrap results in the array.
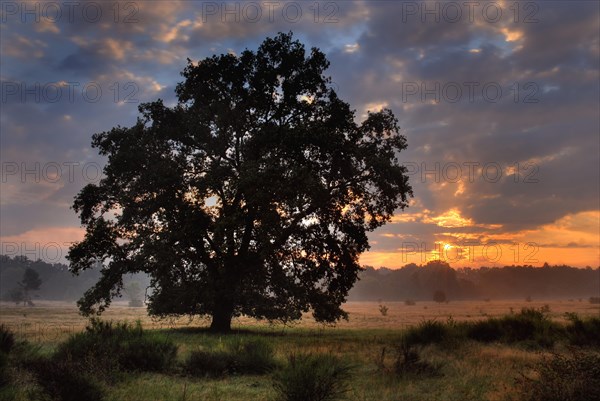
[
  {"xmin": 0, "ymin": 255, "xmax": 148, "ymax": 304},
  {"xmin": 1, "ymin": 255, "xmax": 598, "ymax": 304},
  {"xmin": 350, "ymin": 260, "xmax": 600, "ymax": 302}
]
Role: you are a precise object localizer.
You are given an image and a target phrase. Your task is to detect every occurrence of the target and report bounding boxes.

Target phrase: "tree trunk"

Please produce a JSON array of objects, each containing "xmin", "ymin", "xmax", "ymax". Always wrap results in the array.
[{"xmin": 210, "ymin": 305, "xmax": 233, "ymax": 332}]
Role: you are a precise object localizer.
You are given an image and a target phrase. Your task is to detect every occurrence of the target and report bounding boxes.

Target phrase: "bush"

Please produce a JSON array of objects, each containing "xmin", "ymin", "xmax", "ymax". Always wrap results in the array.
[
  {"xmin": 273, "ymin": 353, "xmax": 353, "ymax": 401},
  {"xmin": 0, "ymin": 325, "xmax": 15, "ymax": 354},
  {"xmin": 498, "ymin": 308, "xmax": 560, "ymax": 348},
  {"xmin": 404, "ymin": 299, "xmax": 416, "ymax": 306},
  {"xmin": 185, "ymin": 350, "xmax": 235, "ymax": 377},
  {"xmin": 466, "ymin": 319, "xmax": 503, "ymax": 342},
  {"xmin": 24, "ymin": 356, "xmax": 105, "ymax": 401},
  {"xmin": 466, "ymin": 308, "xmax": 561, "ymax": 348},
  {"xmin": 404, "ymin": 320, "xmax": 453, "ymax": 346},
  {"xmin": 55, "ymin": 319, "xmax": 177, "ymax": 376},
  {"xmin": 401, "ymin": 308, "xmax": 562, "ymax": 348},
  {"xmin": 394, "ymin": 339, "xmax": 442, "ymax": 378},
  {"xmin": 228, "ymin": 337, "xmax": 277, "ymax": 374},
  {"xmin": 565, "ymin": 314, "xmax": 600, "ymax": 347},
  {"xmin": 128, "ymin": 299, "xmax": 144, "ymax": 307},
  {"xmin": 185, "ymin": 337, "xmax": 276, "ymax": 377},
  {"xmin": 590, "ymin": 297, "xmax": 600, "ymax": 304},
  {"xmin": 0, "ymin": 352, "xmax": 9, "ymax": 387},
  {"xmin": 433, "ymin": 290, "xmax": 447, "ymax": 303},
  {"xmin": 516, "ymin": 350, "xmax": 600, "ymax": 401}
]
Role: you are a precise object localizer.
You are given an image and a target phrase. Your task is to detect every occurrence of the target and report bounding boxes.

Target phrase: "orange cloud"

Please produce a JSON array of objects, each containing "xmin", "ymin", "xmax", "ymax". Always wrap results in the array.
[{"xmin": 1, "ymin": 227, "xmax": 85, "ymax": 263}]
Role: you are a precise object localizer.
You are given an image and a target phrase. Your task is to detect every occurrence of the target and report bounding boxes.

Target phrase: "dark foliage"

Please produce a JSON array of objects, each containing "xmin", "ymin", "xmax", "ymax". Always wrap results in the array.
[
  {"xmin": 24, "ymin": 356, "xmax": 105, "ymax": 401},
  {"xmin": 0, "ymin": 325, "xmax": 15, "ymax": 354},
  {"xmin": 55, "ymin": 319, "xmax": 177, "ymax": 376},
  {"xmin": 564, "ymin": 314, "xmax": 600, "ymax": 347},
  {"xmin": 400, "ymin": 308, "xmax": 564, "ymax": 349},
  {"xmin": 394, "ymin": 339, "xmax": 442, "ymax": 378},
  {"xmin": 404, "ymin": 320, "xmax": 454, "ymax": 347},
  {"xmin": 273, "ymin": 353, "xmax": 353, "ymax": 401},
  {"xmin": 185, "ymin": 337, "xmax": 276, "ymax": 376},
  {"xmin": 350, "ymin": 263, "xmax": 600, "ymax": 302},
  {"xmin": 185, "ymin": 350, "xmax": 236, "ymax": 377},
  {"xmin": 516, "ymin": 350, "xmax": 600, "ymax": 401},
  {"xmin": 0, "ymin": 352, "xmax": 8, "ymax": 387},
  {"xmin": 433, "ymin": 290, "xmax": 447, "ymax": 303},
  {"xmin": 66, "ymin": 32, "xmax": 413, "ymax": 331},
  {"xmin": 466, "ymin": 319, "xmax": 504, "ymax": 343},
  {"xmin": 464, "ymin": 308, "xmax": 561, "ymax": 348}
]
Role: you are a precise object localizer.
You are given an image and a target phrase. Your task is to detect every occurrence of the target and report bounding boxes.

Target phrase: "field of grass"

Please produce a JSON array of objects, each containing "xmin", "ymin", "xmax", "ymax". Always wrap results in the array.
[
  {"xmin": 1, "ymin": 300, "xmax": 598, "ymax": 401},
  {"xmin": 2, "ymin": 299, "xmax": 598, "ymax": 344}
]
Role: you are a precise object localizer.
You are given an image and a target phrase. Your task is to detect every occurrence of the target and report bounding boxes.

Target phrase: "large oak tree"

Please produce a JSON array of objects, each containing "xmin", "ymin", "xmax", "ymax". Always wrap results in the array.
[{"xmin": 68, "ymin": 33, "xmax": 413, "ymax": 331}]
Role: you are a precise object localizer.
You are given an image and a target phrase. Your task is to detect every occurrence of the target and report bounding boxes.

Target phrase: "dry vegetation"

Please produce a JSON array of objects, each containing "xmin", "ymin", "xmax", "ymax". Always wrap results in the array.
[
  {"xmin": 1, "ymin": 300, "xmax": 598, "ymax": 401},
  {"xmin": 1, "ymin": 299, "xmax": 597, "ymax": 344}
]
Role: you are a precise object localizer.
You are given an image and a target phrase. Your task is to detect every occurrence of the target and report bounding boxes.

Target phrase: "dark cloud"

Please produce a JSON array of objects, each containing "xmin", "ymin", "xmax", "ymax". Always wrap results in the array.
[{"xmin": 1, "ymin": 0, "xmax": 598, "ymax": 264}]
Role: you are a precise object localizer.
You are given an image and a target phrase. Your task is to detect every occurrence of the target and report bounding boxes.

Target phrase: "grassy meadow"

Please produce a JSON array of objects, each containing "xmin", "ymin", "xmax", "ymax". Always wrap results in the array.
[{"xmin": 1, "ymin": 300, "xmax": 599, "ymax": 401}]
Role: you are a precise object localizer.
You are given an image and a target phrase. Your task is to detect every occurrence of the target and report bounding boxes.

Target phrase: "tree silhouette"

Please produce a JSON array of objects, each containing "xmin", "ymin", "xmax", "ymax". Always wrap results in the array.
[
  {"xmin": 19, "ymin": 268, "xmax": 42, "ymax": 306},
  {"xmin": 9, "ymin": 287, "xmax": 24, "ymax": 305},
  {"xmin": 67, "ymin": 32, "xmax": 413, "ymax": 331},
  {"xmin": 124, "ymin": 282, "xmax": 144, "ymax": 307},
  {"xmin": 433, "ymin": 290, "xmax": 447, "ymax": 303}
]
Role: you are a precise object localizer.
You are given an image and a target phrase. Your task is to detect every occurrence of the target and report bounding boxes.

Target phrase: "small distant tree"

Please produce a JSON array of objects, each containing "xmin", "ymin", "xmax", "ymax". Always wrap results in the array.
[
  {"xmin": 433, "ymin": 290, "xmax": 446, "ymax": 303},
  {"xmin": 19, "ymin": 268, "xmax": 42, "ymax": 306},
  {"xmin": 124, "ymin": 282, "xmax": 144, "ymax": 307},
  {"xmin": 9, "ymin": 287, "xmax": 24, "ymax": 305}
]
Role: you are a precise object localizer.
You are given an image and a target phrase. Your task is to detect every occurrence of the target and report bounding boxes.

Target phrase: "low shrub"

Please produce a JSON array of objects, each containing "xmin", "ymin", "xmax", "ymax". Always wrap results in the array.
[
  {"xmin": 228, "ymin": 337, "xmax": 277, "ymax": 374},
  {"xmin": 564, "ymin": 314, "xmax": 600, "ymax": 347},
  {"xmin": 394, "ymin": 339, "xmax": 442, "ymax": 378},
  {"xmin": 185, "ymin": 350, "xmax": 235, "ymax": 377},
  {"xmin": 498, "ymin": 308, "xmax": 560, "ymax": 348},
  {"xmin": 404, "ymin": 320, "xmax": 453, "ymax": 346},
  {"xmin": 0, "ymin": 352, "xmax": 9, "ymax": 387},
  {"xmin": 54, "ymin": 318, "xmax": 177, "ymax": 376},
  {"xmin": 404, "ymin": 299, "xmax": 416, "ymax": 306},
  {"xmin": 466, "ymin": 308, "xmax": 561, "ymax": 348},
  {"xmin": 0, "ymin": 325, "xmax": 15, "ymax": 354},
  {"xmin": 466, "ymin": 319, "xmax": 503, "ymax": 343},
  {"xmin": 516, "ymin": 350, "xmax": 600, "ymax": 401},
  {"xmin": 273, "ymin": 353, "xmax": 353, "ymax": 401},
  {"xmin": 24, "ymin": 356, "xmax": 105, "ymax": 401},
  {"xmin": 185, "ymin": 337, "xmax": 276, "ymax": 377}
]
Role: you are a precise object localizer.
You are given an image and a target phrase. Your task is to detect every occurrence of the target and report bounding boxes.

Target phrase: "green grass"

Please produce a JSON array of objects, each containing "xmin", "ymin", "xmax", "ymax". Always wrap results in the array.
[{"xmin": 0, "ymin": 303, "xmax": 599, "ymax": 401}]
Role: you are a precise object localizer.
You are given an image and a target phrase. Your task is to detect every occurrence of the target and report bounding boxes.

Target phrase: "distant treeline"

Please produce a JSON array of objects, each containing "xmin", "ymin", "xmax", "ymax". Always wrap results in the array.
[
  {"xmin": 349, "ymin": 261, "xmax": 600, "ymax": 301},
  {"xmin": 0, "ymin": 255, "xmax": 148, "ymax": 303},
  {"xmin": 1, "ymin": 255, "xmax": 598, "ymax": 303}
]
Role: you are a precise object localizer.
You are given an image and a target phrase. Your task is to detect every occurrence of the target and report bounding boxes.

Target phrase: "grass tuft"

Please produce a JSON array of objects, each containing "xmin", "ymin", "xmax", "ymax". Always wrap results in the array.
[
  {"xmin": 185, "ymin": 337, "xmax": 276, "ymax": 377},
  {"xmin": 54, "ymin": 318, "xmax": 177, "ymax": 377},
  {"xmin": 273, "ymin": 353, "xmax": 353, "ymax": 401}
]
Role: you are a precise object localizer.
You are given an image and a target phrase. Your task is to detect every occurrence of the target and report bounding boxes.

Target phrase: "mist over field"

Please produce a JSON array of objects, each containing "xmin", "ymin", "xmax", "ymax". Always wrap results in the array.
[{"xmin": 2, "ymin": 255, "xmax": 598, "ymax": 304}]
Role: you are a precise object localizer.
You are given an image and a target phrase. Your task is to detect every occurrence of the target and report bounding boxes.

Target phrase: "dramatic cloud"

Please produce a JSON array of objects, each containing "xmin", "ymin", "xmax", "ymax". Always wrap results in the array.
[{"xmin": 1, "ymin": 1, "xmax": 598, "ymax": 267}]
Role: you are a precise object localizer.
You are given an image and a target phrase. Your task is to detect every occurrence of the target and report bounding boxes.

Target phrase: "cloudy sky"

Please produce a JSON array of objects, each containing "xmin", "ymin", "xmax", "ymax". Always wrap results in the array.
[{"xmin": 1, "ymin": 0, "xmax": 599, "ymax": 268}]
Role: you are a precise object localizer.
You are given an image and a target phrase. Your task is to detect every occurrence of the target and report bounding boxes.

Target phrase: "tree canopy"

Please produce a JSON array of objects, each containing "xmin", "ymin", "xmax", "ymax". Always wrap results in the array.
[{"xmin": 67, "ymin": 32, "xmax": 413, "ymax": 331}]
